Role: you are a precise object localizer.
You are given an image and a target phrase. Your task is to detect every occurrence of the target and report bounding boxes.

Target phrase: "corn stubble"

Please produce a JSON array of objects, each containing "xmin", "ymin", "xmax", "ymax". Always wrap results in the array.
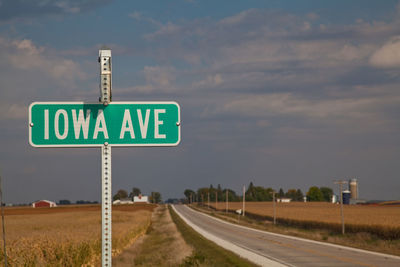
[{"xmin": 0, "ymin": 206, "xmax": 153, "ymax": 266}]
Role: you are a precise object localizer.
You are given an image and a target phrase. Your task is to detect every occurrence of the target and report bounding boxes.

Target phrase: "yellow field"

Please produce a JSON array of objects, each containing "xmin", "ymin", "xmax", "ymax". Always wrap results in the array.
[
  {"xmin": 214, "ymin": 202, "xmax": 400, "ymax": 227},
  {"xmin": 0, "ymin": 204, "xmax": 155, "ymax": 266},
  {"xmin": 211, "ymin": 202, "xmax": 400, "ymax": 238}
]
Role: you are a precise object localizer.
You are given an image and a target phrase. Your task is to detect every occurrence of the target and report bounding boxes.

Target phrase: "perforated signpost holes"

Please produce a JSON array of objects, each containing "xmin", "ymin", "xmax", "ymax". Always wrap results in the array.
[{"xmin": 28, "ymin": 49, "xmax": 181, "ymax": 266}]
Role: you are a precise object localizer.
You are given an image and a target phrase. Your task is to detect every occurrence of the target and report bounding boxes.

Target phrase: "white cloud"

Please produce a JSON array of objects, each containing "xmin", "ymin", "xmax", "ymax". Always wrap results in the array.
[
  {"xmin": 144, "ymin": 22, "xmax": 181, "ymax": 40},
  {"xmin": 192, "ymin": 74, "xmax": 223, "ymax": 89},
  {"xmin": 0, "ymin": 36, "xmax": 89, "ymax": 120},
  {"xmin": 0, "ymin": 0, "xmax": 112, "ymax": 22},
  {"xmin": 217, "ymin": 92, "xmax": 400, "ymax": 128},
  {"xmin": 218, "ymin": 9, "xmax": 255, "ymax": 26},
  {"xmin": 129, "ymin": 11, "xmax": 160, "ymax": 27},
  {"xmin": 119, "ymin": 66, "xmax": 178, "ymax": 94},
  {"xmin": 131, "ymin": 7, "xmax": 400, "ymax": 134},
  {"xmin": 0, "ymin": 38, "xmax": 86, "ymax": 83},
  {"xmin": 0, "ymin": 104, "xmax": 27, "ymax": 120},
  {"xmin": 369, "ymin": 36, "xmax": 400, "ymax": 67}
]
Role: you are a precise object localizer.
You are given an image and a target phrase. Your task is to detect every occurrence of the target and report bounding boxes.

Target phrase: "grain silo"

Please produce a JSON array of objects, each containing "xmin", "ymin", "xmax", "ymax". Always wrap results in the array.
[
  {"xmin": 349, "ymin": 178, "xmax": 358, "ymax": 199},
  {"xmin": 342, "ymin": 190, "xmax": 351, "ymax": 205}
]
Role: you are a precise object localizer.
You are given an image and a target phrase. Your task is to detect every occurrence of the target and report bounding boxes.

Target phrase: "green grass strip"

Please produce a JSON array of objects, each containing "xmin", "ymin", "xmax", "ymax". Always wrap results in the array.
[{"xmin": 169, "ymin": 205, "xmax": 258, "ymax": 267}]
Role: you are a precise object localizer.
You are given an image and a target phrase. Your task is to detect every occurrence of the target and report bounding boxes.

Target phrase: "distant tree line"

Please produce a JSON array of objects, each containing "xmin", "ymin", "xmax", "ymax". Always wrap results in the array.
[
  {"xmin": 184, "ymin": 182, "xmax": 334, "ymax": 203},
  {"xmin": 58, "ymin": 200, "xmax": 99, "ymax": 205}
]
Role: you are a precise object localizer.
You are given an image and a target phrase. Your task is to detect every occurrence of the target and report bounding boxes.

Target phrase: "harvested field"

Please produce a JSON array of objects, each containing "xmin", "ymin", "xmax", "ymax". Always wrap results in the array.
[
  {"xmin": 2, "ymin": 203, "xmax": 155, "ymax": 215},
  {"xmin": 209, "ymin": 202, "xmax": 400, "ymax": 239},
  {"xmin": 0, "ymin": 204, "xmax": 156, "ymax": 266}
]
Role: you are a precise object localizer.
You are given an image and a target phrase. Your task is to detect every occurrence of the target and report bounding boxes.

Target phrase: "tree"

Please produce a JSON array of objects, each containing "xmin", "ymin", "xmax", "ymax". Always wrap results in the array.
[
  {"xmin": 222, "ymin": 188, "xmax": 239, "ymax": 201},
  {"xmin": 264, "ymin": 187, "xmax": 274, "ymax": 201},
  {"xmin": 197, "ymin": 187, "xmax": 209, "ymax": 203},
  {"xmin": 245, "ymin": 183, "xmax": 274, "ymax": 201},
  {"xmin": 58, "ymin": 200, "xmax": 71, "ymax": 205},
  {"xmin": 306, "ymin": 186, "xmax": 323, "ymax": 202},
  {"xmin": 285, "ymin": 189, "xmax": 297, "ymax": 200},
  {"xmin": 184, "ymin": 189, "xmax": 196, "ymax": 202},
  {"xmin": 320, "ymin": 187, "xmax": 333, "ymax": 202},
  {"xmin": 129, "ymin": 187, "xmax": 141, "ymax": 198},
  {"xmin": 217, "ymin": 184, "xmax": 223, "ymax": 201},
  {"xmin": 278, "ymin": 188, "xmax": 285, "ymax": 198},
  {"xmin": 150, "ymin": 192, "xmax": 162, "ymax": 203},
  {"xmin": 295, "ymin": 189, "xmax": 304, "ymax": 202},
  {"xmin": 253, "ymin": 186, "xmax": 271, "ymax": 201},
  {"xmin": 246, "ymin": 182, "xmax": 256, "ymax": 201},
  {"xmin": 113, "ymin": 189, "xmax": 128, "ymax": 201}
]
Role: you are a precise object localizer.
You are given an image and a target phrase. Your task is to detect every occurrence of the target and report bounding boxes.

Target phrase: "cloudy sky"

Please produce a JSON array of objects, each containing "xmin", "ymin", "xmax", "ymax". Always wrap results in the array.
[{"xmin": 1, "ymin": 0, "xmax": 400, "ymax": 203}]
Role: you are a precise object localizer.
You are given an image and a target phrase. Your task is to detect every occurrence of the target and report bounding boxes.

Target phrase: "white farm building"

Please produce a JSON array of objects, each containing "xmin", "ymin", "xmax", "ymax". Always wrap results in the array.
[
  {"xmin": 133, "ymin": 195, "xmax": 149, "ymax": 203},
  {"xmin": 277, "ymin": 198, "xmax": 292, "ymax": 203},
  {"xmin": 113, "ymin": 198, "xmax": 134, "ymax": 205}
]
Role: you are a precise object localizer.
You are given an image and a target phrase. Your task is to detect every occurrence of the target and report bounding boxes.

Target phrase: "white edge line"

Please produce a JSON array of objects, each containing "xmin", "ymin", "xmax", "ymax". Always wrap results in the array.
[
  {"xmin": 172, "ymin": 205, "xmax": 286, "ymax": 267},
  {"xmin": 187, "ymin": 205, "xmax": 400, "ymax": 261}
]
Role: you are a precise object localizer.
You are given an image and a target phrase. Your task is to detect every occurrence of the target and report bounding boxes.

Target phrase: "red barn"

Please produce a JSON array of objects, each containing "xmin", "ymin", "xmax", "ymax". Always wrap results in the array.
[{"xmin": 32, "ymin": 200, "xmax": 57, "ymax": 208}]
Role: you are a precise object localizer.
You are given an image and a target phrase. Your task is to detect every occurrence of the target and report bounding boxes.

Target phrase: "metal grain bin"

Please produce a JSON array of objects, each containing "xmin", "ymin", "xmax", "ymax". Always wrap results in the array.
[{"xmin": 342, "ymin": 190, "xmax": 351, "ymax": 205}]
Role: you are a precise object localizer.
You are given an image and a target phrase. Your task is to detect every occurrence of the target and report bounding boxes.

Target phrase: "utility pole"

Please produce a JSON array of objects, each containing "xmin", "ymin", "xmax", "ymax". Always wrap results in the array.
[
  {"xmin": 208, "ymin": 192, "xmax": 210, "ymax": 209},
  {"xmin": 226, "ymin": 189, "xmax": 228, "ymax": 213},
  {"xmin": 272, "ymin": 191, "xmax": 276, "ymax": 225},
  {"xmin": 0, "ymin": 174, "xmax": 7, "ymax": 267},
  {"xmin": 334, "ymin": 180, "xmax": 348, "ymax": 234},
  {"xmin": 215, "ymin": 191, "xmax": 218, "ymax": 211},
  {"xmin": 242, "ymin": 185, "xmax": 246, "ymax": 216}
]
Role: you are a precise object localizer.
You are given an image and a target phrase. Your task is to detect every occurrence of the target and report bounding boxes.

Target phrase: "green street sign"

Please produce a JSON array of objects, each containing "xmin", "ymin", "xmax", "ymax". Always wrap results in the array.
[{"xmin": 29, "ymin": 102, "xmax": 181, "ymax": 147}]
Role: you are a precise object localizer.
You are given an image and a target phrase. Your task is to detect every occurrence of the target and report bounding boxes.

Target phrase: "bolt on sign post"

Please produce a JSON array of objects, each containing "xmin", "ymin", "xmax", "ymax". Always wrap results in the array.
[{"xmin": 28, "ymin": 49, "xmax": 181, "ymax": 267}]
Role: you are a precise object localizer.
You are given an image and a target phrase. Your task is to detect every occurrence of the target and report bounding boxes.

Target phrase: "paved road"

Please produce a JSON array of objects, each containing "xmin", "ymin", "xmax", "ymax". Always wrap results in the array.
[{"xmin": 173, "ymin": 204, "xmax": 400, "ymax": 267}]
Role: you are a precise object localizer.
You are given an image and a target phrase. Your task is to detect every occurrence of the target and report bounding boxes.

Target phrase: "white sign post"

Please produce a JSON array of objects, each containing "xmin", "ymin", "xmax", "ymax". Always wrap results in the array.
[
  {"xmin": 28, "ymin": 49, "xmax": 181, "ymax": 267},
  {"xmin": 101, "ymin": 142, "xmax": 112, "ymax": 266},
  {"xmin": 99, "ymin": 49, "xmax": 113, "ymax": 267}
]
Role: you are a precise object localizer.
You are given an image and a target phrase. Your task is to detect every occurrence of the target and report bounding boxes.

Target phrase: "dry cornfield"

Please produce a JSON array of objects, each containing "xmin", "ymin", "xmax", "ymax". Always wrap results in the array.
[
  {"xmin": 211, "ymin": 202, "xmax": 400, "ymax": 239},
  {"xmin": 0, "ymin": 204, "xmax": 155, "ymax": 266}
]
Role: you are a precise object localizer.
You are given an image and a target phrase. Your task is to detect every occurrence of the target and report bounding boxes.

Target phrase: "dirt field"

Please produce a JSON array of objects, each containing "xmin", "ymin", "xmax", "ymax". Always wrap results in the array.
[
  {"xmin": 0, "ymin": 204, "xmax": 156, "ymax": 266},
  {"xmin": 206, "ymin": 201, "xmax": 400, "ymax": 240},
  {"xmin": 212, "ymin": 201, "xmax": 400, "ymax": 227},
  {"xmin": 2, "ymin": 203, "xmax": 155, "ymax": 215}
]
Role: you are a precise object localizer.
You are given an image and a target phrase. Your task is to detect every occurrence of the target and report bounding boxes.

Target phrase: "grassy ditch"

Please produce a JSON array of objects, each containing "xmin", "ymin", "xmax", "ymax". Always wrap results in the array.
[
  {"xmin": 115, "ymin": 205, "xmax": 192, "ymax": 266},
  {"xmin": 169, "ymin": 205, "xmax": 258, "ymax": 267},
  {"xmin": 193, "ymin": 204, "xmax": 400, "ymax": 257}
]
